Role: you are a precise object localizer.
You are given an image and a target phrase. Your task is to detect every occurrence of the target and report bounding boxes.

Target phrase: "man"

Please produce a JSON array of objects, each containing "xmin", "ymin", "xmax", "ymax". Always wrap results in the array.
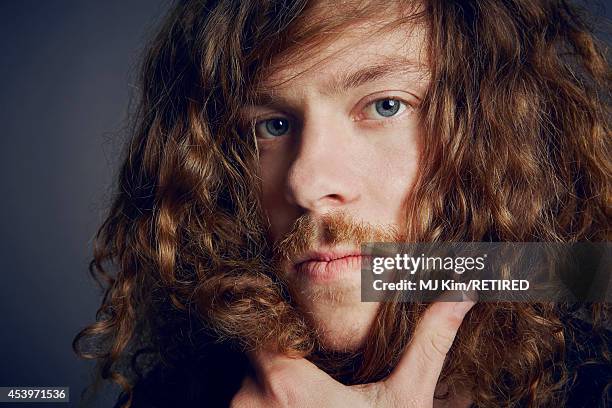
[{"xmin": 75, "ymin": 0, "xmax": 611, "ymax": 407}]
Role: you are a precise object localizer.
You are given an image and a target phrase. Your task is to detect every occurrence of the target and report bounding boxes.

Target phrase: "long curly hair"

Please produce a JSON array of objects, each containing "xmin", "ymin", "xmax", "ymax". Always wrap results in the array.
[{"xmin": 74, "ymin": 1, "xmax": 611, "ymax": 407}]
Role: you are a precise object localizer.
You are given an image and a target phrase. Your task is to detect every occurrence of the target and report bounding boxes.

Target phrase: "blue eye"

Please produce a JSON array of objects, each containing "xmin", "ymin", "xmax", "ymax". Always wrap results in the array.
[
  {"xmin": 257, "ymin": 118, "xmax": 290, "ymax": 138},
  {"xmin": 374, "ymin": 99, "xmax": 403, "ymax": 117}
]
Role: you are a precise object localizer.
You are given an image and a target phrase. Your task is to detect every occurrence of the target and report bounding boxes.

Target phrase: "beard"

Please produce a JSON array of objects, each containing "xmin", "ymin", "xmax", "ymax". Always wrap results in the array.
[
  {"xmin": 259, "ymin": 212, "xmax": 567, "ymax": 397},
  {"xmin": 196, "ymin": 209, "xmax": 567, "ymax": 395},
  {"xmin": 269, "ymin": 211, "xmax": 403, "ymax": 352}
]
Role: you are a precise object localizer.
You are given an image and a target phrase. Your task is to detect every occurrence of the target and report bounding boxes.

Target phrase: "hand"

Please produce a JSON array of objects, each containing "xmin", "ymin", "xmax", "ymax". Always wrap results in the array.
[{"xmin": 230, "ymin": 300, "xmax": 475, "ymax": 408}]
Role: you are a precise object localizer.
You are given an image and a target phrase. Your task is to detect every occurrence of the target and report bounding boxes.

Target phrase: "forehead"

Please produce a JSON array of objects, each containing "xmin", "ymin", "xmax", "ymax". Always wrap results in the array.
[{"xmin": 258, "ymin": 10, "xmax": 430, "ymax": 94}]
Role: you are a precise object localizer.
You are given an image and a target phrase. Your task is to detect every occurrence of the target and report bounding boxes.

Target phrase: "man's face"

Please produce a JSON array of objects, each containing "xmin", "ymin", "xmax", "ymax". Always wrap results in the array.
[{"xmin": 243, "ymin": 15, "xmax": 429, "ymax": 351}]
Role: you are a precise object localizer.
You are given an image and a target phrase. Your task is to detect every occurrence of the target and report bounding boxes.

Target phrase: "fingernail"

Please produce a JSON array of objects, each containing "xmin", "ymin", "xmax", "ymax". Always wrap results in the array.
[
  {"xmin": 437, "ymin": 289, "xmax": 463, "ymax": 302},
  {"xmin": 461, "ymin": 289, "xmax": 478, "ymax": 302},
  {"xmin": 453, "ymin": 300, "xmax": 475, "ymax": 318}
]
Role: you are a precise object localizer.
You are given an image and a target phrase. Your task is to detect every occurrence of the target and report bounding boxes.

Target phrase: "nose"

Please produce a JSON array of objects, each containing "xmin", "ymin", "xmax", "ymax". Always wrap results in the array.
[{"xmin": 285, "ymin": 111, "xmax": 360, "ymax": 213}]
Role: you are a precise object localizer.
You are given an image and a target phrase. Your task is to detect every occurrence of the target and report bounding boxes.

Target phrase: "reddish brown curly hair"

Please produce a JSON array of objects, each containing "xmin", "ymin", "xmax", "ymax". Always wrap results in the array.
[{"xmin": 74, "ymin": 1, "xmax": 611, "ymax": 407}]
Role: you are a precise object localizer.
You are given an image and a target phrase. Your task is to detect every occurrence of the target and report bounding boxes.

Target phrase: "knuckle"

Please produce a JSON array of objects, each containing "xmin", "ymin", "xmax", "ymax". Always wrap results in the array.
[
  {"xmin": 403, "ymin": 396, "xmax": 430, "ymax": 408},
  {"xmin": 422, "ymin": 330, "xmax": 454, "ymax": 363},
  {"xmin": 230, "ymin": 376, "xmax": 260, "ymax": 408},
  {"xmin": 230, "ymin": 389, "xmax": 254, "ymax": 408},
  {"xmin": 363, "ymin": 382, "xmax": 388, "ymax": 406},
  {"xmin": 375, "ymin": 382, "xmax": 425, "ymax": 408},
  {"xmin": 263, "ymin": 366, "xmax": 303, "ymax": 407},
  {"xmin": 378, "ymin": 384, "xmax": 427, "ymax": 408}
]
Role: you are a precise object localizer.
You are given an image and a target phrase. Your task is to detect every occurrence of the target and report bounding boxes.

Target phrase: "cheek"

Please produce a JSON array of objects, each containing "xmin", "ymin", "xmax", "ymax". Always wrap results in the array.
[
  {"xmin": 258, "ymin": 144, "xmax": 287, "ymax": 198},
  {"xmin": 258, "ymin": 145, "xmax": 293, "ymax": 238},
  {"xmin": 362, "ymin": 122, "xmax": 421, "ymax": 220}
]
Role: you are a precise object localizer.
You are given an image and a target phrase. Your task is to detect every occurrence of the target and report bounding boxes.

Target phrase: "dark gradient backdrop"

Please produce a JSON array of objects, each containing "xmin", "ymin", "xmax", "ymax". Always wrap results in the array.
[
  {"xmin": 0, "ymin": 1, "xmax": 609, "ymax": 408},
  {"xmin": 0, "ymin": 1, "xmax": 168, "ymax": 407}
]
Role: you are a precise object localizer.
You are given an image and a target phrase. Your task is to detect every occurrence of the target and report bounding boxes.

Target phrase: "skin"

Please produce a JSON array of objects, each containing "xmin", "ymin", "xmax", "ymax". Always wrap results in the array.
[
  {"xmin": 235, "ymin": 13, "xmax": 473, "ymax": 408},
  {"xmin": 247, "ymin": 17, "xmax": 428, "ymax": 351},
  {"xmin": 232, "ymin": 301, "xmax": 475, "ymax": 408}
]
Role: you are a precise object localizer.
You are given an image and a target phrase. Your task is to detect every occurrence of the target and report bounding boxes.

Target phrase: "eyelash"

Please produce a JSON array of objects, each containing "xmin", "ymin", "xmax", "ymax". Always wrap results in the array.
[
  {"xmin": 252, "ymin": 95, "xmax": 416, "ymax": 139},
  {"xmin": 356, "ymin": 96, "xmax": 414, "ymax": 123}
]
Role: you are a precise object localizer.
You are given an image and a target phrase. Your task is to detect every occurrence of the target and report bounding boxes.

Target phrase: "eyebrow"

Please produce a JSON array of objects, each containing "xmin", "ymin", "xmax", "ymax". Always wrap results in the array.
[
  {"xmin": 252, "ymin": 57, "xmax": 428, "ymax": 106},
  {"xmin": 324, "ymin": 58, "xmax": 426, "ymax": 96}
]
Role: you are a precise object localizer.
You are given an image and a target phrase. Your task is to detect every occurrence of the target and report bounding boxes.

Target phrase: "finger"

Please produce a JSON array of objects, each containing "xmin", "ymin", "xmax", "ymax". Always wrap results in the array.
[
  {"xmin": 230, "ymin": 375, "xmax": 268, "ymax": 408},
  {"xmin": 247, "ymin": 349, "xmax": 320, "ymax": 379},
  {"xmin": 385, "ymin": 300, "xmax": 475, "ymax": 398},
  {"xmin": 246, "ymin": 348, "xmax": 339, "ymax": 404}
]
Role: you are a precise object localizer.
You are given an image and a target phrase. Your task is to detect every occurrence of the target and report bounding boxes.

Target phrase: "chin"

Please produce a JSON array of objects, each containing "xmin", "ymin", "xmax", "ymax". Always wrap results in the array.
[{"xmin": 300, "ymin": 299, "xmax": 380, "ymax": 352}]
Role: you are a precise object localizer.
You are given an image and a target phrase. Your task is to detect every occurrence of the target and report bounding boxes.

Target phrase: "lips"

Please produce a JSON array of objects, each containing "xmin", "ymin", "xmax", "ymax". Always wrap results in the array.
[{"xmin": 293, "ymin": 250, "xmax": 371, "ymax": 283}]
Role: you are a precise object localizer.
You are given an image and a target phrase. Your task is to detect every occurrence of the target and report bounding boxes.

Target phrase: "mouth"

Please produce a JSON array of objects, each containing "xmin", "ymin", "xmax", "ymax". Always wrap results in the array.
[{"xmin": 293, "ymin": 250, "xmax": 372, "ymax": 283}]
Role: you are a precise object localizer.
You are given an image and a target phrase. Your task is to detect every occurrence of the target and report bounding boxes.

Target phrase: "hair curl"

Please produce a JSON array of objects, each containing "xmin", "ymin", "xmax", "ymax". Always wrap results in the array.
[{"xmin": 74, "ymin": 1, "xmax": 611, "ymax": 407}]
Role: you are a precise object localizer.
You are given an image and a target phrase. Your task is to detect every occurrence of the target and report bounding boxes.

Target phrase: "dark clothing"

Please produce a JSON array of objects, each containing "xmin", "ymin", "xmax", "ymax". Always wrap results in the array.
[
  {"xmin": 116, "ymin": 341, "xmax": 249, "ymax": 408},
  {"xmin": 561, "ymin": 318, "xmax": 611, "ymax": 408},
  {"xmin": 116, "ymin": 321, "xmax": 611, "ymax": 408}
]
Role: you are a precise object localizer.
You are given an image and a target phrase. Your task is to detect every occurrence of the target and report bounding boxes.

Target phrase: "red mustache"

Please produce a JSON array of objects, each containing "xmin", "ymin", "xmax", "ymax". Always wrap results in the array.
[{"xmin": 272, "ymin": 211, "xmax": 402, "ymax": 264}]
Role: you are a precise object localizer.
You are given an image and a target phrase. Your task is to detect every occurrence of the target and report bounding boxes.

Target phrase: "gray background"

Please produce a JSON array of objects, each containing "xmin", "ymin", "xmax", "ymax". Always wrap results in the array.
[
  {"xmin": 0, "ymin": 1, "xmax": 169, "ymax": 407},
  {"xmin": 0, "ymin": 1, "xmax": 609, "ymax": 407}
]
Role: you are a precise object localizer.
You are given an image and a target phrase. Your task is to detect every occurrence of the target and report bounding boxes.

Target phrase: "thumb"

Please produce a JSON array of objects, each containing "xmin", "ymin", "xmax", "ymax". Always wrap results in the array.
[{"xmin": 385, "ymin": 300, "xmax": 475, "ymax": 399}]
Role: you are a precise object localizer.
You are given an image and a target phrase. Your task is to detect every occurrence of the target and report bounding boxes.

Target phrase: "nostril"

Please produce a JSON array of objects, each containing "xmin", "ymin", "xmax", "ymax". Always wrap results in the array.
[
  {"xmin": 324, "ymin": 193, "xmax": 344, "ymax": 202},
  {"xmin": 313, "ymin": 193, "xmax": 344, "ymax": 206}
]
